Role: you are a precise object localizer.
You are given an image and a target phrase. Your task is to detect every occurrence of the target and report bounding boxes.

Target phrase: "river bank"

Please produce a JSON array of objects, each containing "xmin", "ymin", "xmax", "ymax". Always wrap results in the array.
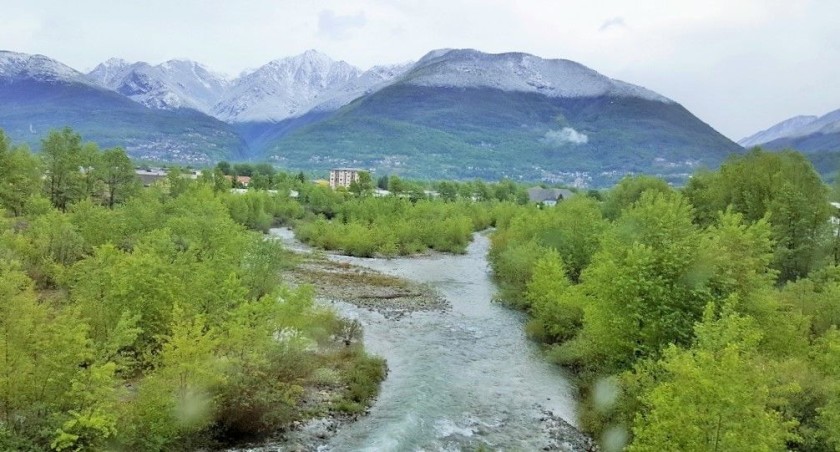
[
  {"xmin": 285, "ymin": 253, "xmax": 448, "ymax": 319},
  {"xmin": 254, "ymin": 228, "xmax": 592, "ymax": 451}
]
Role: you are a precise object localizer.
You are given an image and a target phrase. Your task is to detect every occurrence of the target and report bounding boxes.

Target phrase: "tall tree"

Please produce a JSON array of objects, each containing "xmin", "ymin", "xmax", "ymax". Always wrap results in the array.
[
  {"xmin": 41, "ymin": 128, "xmax": 86, "ymax": 210},
  {"xmin": 684, "ymin": 149, "xmax": 830, "ymax": 282},
  {"xmin": 349, "ymin": 171, "xmax": 374, "ymax": 196},
  {"xmin": 0, "ymin": 131, "xmax": 40, "ymax": 216},
  {"xmin": 96, "ymin": 147, "xmax": 139, "ymax": 208},
  {"xmin": 602, "ymin": 175, "xmax": 673, "ymax": 221},
  {"xmin": 564, "ymin": 192, "xmax": 705, "ymax": 372},
  {"xmin": 629, "ymin": 305, "xmax": 797, "ymax": 451},
  {"xmin": 216, "ymin": 160, "xmax": 232, "ymax": 175}
]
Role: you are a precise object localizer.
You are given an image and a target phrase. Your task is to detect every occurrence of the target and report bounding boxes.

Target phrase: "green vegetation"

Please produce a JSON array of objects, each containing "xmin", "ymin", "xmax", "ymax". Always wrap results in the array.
[
  {"xmin": 292, "ymin": 178, "xmax": 527, "ymax": 257},
  {"xmin": 267, "ymin": 85, "xmax": 741, "ymax": 184},
  {"xmin": 0, "ymin": 82, "xmax": 245, "ymax": 164},
  {"xmin": 0, "ymin": 129, "xmax": 384, "ymax": 451},
  {"xmin": 490, "ymin": 148, "xmax": 840, "ymax": 450},
  {"xmin": 12, "ymin": 124, "xmax": 837, "ymax": 451}
]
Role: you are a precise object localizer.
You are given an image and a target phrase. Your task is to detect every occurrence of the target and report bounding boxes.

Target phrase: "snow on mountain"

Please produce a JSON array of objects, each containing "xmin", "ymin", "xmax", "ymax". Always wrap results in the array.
[
  {"xmin": 87, "ymin": 59, "xmax": 230, "ymax": 113},
  {"xmin": 738, "ymin": 115, "xmax": 819, "ymax": 147},
  {"xmin": 15, "ymin": 48, "xmax": 679, "ymax": 125},
  {"xmin": 402, "ymin": 49, "xmax": 672, "ymax": 103},
  {"xmin": 794, "ymin": 109, "xmax": 840, "ymax": 136},
  {"xmin": 739, "ymin": 109, "xmax": 840, "ymax": 147},
  {"xmin": 87, "ymin": 57, "xmax": 134, "ymax": 87},
  {"xmin": 310, "ymin": 61, "xmax": 415, "ymax": 112},
  {"xmin": 0, "ymin": 50, "xmax": 95, "ymax": 85},
  {"xmin": 212, "ymin": 50, "xmax": 362, "ymax": 123}
]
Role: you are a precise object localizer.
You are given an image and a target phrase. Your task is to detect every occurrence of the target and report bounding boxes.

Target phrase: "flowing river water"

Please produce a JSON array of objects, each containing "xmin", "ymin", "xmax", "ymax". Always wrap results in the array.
[{"xmin": 271, "ymin": 229, "xmax": 581, "ymax": 451}]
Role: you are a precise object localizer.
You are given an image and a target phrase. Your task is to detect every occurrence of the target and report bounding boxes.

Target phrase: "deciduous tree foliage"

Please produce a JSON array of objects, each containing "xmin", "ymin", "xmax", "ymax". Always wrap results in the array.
[
  {"xmin": 96, "ymin": 147, "xmax": 139, "ymax": 208},
  {"xmin": 684, "ymin": 148, "xmax": 830, "ymax": 282},
  {"xmin": 41, "ymin": 128, "xmax": 87, "ymax": 211},
  {"xmin": 0, "ymin": 131, "xmax": 40, "ymax": 216},
  {"xmin": 490, "ymin": 151, "xmax": 840, "ymax": 449},
  {"xmin": 559, "ymin": 192, "xmax": 708, "ymax": 372},
  {"xmin": 601, "ymin": 175, "xmax": 673, "ymax": 221},
  {"xmin": 0, "ymin": 129, "xmax": 385, "ymax": 450},
  {"xmin": 629, "ymin": 305, "xmax": 797, "ymax": 452},
  {"xmin": 295, "ymin": 195, "xmax": 507, "ymax": 257},
  {"xmin": 489, "ymin": 196, "xmax": 606, "ymax": 308}
]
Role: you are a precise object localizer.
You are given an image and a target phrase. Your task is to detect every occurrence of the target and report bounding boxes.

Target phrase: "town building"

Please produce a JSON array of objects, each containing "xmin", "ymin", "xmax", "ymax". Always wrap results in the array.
[
  {"xmin": 135, "ymin": 168, "xmax": 168, "ymax": 187},
  {"xmin": 329, "ymin": 168, "xmax": 361, "ymax": 189},
  {"xmin": 527, "ymin": 187, "xmax": 575, "ymax": 207},
  {"xmin": 224, "ymin": 175, "xmax": 251, "ymax": 187}
]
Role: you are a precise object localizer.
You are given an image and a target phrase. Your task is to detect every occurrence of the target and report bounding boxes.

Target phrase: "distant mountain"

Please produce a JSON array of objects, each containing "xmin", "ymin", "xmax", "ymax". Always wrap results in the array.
[
  {"xmin": 87, "ymin": 58, "xmax": 230, "ymax": 114},
  {"xmin": 87, "ymin": 50, "xmax": 412, "ymax": 124},
  {"xmin": 2, "ymin": 48, "xmax": 744, "ymax": 185},
  {"xmin": 739, "ymin": 109, "xmax": 840, "ymax": 178},
  {"xmin": 0, "ymin": 50, "xmax": 96, "ymax": 86},
  {"xmin": 403, "ymin": 49, "xmax": 670, "ymax": 102},
  {"xmin": 308, "ymin": 62, "xmax": 414, "ymax": 113},
  {"xmin": 738, "ymin": 116, "xmax": 820, "ymax": 148},
  {"xmin": 211, "ymin": 50, "xmax": 363, "ymax": 123},
  {"xmin": 263, "ymin": 49, "xmax": 742, "ymax": 185},
  {"xmin": 739, "ymin": 110, "xmax": 840, "ymax": 149},
  {"xmin": 0, "ymin": 50, "xmax": 246, "ymax": 164}
]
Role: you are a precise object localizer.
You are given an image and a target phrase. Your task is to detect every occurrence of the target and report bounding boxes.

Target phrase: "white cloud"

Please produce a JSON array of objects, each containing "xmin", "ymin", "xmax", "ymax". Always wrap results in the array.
[
  {"xmin": 599, "ymin": 17, "xmax": 626, "ymax": 32},
  {"xmin": 544, "ymin": 127, "xmax": 589, "ymax": 145}
]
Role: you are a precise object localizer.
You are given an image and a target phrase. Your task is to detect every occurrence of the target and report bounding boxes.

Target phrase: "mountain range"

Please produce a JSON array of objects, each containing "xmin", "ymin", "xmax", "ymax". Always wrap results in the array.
[
  {"xmin": 739, "ymin": 109, "xmax": 840, "ymax": 177},
  {"xmin": 0, "ymin": 48, "xmax": 744, "ymax": 185}
]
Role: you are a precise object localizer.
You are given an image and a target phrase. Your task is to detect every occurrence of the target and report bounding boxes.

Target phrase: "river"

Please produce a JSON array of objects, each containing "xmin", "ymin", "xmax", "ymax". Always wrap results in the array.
[{"xmin": 271, "ymin": 229, "xmax": 580, "ymax": 451}]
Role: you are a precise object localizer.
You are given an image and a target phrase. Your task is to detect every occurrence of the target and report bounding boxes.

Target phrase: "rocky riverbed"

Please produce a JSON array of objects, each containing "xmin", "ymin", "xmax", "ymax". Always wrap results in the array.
[
  {"xmin": 252, "ymin": 228, "xmax": 594, "ymax": 451},
  {"xmin": 285, "ymin": 253, "xmax": 448, "ymax": 319}
]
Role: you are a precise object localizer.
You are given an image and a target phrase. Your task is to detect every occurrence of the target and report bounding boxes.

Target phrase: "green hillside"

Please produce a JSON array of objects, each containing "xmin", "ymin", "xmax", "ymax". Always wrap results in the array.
[
  {"xmin": 0, "ymin": 80, "xmax": 247, "ymax": 163},
  {"xmin": 265, "ymin": 85, "xmax": 742, "ymax": 185}
]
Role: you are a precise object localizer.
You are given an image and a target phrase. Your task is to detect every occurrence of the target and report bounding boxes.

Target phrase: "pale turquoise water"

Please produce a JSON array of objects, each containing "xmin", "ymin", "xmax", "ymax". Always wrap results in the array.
[{"xmin": 271, "ymin": 229, "xmax": 578, "ymax": 451}]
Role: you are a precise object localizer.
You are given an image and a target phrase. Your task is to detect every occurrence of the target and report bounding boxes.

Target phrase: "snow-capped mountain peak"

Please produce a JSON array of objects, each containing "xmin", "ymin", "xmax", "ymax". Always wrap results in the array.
[
  {"xmin": 739, "ymin": 109, "xmax": 840, "ymax": 147},
  {"xmin": 0, "ymin": 50, "xmax": 94, "ymax": 85},
  {"xmin": 87, "ymin": 58, "xmax": 136, "ymax": 87},
  {"xmin": 738, "ymin": 115, "xmax": 819, "ymax": 147},
  {"xmin": 212, "ymin": 50, "xmax": 364, "ymax": 123},
  {"xmin": 404, "ymin": 48, "xmax": 671, "ymax": 103},
  {"xmin": 310, "ymin": 61, "xmax": 415, "ymax": 113},
  {"xmin": 81, "ymin": 48, "xmax": 676, "ymax": 124},
  {"xmin": 86, "ymin": 57, "xmax": 230, "ymax": 113}
]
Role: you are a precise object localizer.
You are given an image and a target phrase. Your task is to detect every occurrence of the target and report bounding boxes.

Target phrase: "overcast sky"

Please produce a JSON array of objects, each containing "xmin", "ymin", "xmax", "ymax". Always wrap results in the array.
[{"xmin": 2, "ymin": 0, "xmax": 838, "ymax": 140}]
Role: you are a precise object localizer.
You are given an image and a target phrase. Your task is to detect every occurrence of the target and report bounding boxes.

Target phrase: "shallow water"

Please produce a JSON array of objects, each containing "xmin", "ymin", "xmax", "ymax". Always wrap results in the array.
[{"xmin": 271, "ymin": 229, "xmax": 578, "ymax": 451}]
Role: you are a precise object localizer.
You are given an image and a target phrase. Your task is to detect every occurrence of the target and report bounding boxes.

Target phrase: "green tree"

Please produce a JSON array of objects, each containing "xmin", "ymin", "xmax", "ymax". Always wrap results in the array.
[
  {"xmin": 216, "ymin": 160, "xmax": 231, "ymax": 175},
  {"xmin": 41, "ymin": 128, "xmax": 86, "ymax": 210},
  {"xmin": 561, "ymin": 192, "xmax": 705, "ymax": 372},
  {"xmin": 536, "ymin": 196, "xmax": 606, "ymax": 282},
  {"xmin": 78, "ymin": 142, "xmax": 102, "ymax": 201},
  {"xmin": 602, "ymin": 175, "xmax": 673, "ymax": 221},
  {"xmin": 436, "ymin": 180, "xmax": 458, "ymax": 201},
  {"xmin": 349, "ymin": 171, "xmax": 374, "ymax": 196},
  {"xmin": 0, "ymin": 132, "xmax": 40, "ymax": 216},
  {"xmin": 96, "ymin": 147, "xmax": 139, "ymax": 208},
  {"xmin": 811, "ymin": 328, "xmax": 840, "ymax": 449},
  {"xmin": 389, "ymin": 175, "xmax": 408, "ymax": 195},
  {"xmin": 376, "ymin": 175, "xmax": 389, "ymax": 190},
  {"xmin": 253, "ymin": 163, "xmax": 276, "ymax": 186},
  {"xmin": 233, "ymin": 163, "xmax": 253, "ymax": 177},
  {"xmin": 684, "ymin": 149, "xmax": 830, "ymax": 282},
  {"xmin": 525, "ymin": 250, "xmax": 583, "ymax": 342},
  {"xmin": 250, "ymin": 172, "xmax": 269, "ymax": 190},
  {"xmin": 629, "ymin": 305, "xmax": 797, "ymax": 452},
  {"xmin": 166, "ymin": 166, "xmax": 191, "ymax": 197},
  {"xmin": 0, "ymin": 262, "xmax": 119, "ymax": 451}
]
